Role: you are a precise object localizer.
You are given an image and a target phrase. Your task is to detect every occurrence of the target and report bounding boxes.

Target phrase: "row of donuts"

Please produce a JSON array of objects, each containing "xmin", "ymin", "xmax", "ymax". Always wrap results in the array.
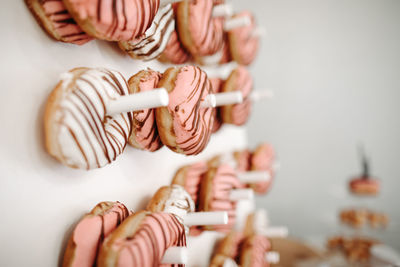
[
  {"xmin": 44, "ymin": 65, "xmax": 267, "ymax": 170},
  {"xmin": 62, "ymin": 199, "xmax": 279, "ymax": 267},
  {"xmin": 26, "ymin": 0, "xmax": 259, "ymax": 65},
  {"xmin": 61, "ymin": 142, "xmax": 281, "ymax": 267}
]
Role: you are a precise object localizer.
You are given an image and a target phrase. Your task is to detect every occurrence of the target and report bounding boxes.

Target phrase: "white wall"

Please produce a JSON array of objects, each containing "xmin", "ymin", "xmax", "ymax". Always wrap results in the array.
[{"xmin": 231, "ymin": 0, "xmax": 400, "ymax": 249}]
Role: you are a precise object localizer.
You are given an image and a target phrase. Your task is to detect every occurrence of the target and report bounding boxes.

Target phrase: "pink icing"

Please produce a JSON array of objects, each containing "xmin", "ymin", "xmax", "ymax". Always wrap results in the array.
[
  {"xmin": 219, "ymin": 36, "xmax": 231, "ymax": 64},
  {"xmin": 210, "ymin": 78, "xmax": 223, "ymax": 133},
  {"xmin": 65, "ymin": 0, "xmax": 159, "ymax": 41},
  {"xmin": 225, "ymin": 66, "xmax": 253, "ymax": 126},
  {"xmin": 129, "ymin": 70, "xmax": 163, "ymax": 152},
  {"xmin": 182, "ymin": 161, "xmax": 208, "ymax": 204},
  {"xmin": 206, "ymin": 164, "xmax": 243, "ymax": 233},
  {"xmin": 228, "ymin": 11, "xmax": 259, "ymax": 66},
  {"xmin": 111, "ymin": 212, "xmax": 186, "ymax": 266},
  {"xmin": 181, "ymin": 0, "xmax": 224, "ymax": 56},
  {"xmin": 40, "ymin": 0, "xmax": 92, "ymax": 44},
  {"xmin": 70, "ymin": 202, "xmax": 130, "ymax": 267},
  {"xmin": 250, "ymin": 143, "xmax": 275, "ymax": 194},
  {"xmin": 245, "ymin": 235, "xmax": 271, "ymax": 267},
  {"xmin": 166, "ymin": 66, "xmax": 214, "ymax": 155},
  {"xmin": 161, "ymin": 30, "xmax": 191, "ymax": 64}
]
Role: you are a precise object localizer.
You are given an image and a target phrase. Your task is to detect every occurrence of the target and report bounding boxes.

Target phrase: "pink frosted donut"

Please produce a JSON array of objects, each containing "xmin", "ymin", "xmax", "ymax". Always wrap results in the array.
[
  {"xmin": 98, "ymin": 211, "xmax": 186, "ymax": 266},
  {"xmin": 156, "ymin": 65, "xmax": 215, "ymax": 155},
  {"xmin": 177, "ymin": 0, "xmax": 224, "ymax": 57},
  {"xmin": 228, "ymin": 11, "xmax": 260, "ymax": 65},
  {"xmin": 25, "ymin": 0, "xmax": 92, "ymax": 45},
  {"xmin": 158, "ymin": 29, "xmax": 192, "ymax": 64},
  {"xmin": 249, "ymin": 143, "xmax": 275, "ymax": 194},
  {"xmin": 62, "ymin": 202, "xmax": 131, "ymax": 267},
  {"xmin": 199, "ymin": 164, "xmax": 243, "ymax": 233},
  {"xmin": 63, "ymin": 0, "xmax": 160, "ymax": 41},
  {"xmin": 228, "ymin": 11, "xmax": 260, "ymax": 66},
  {"xmin": 210, "ymin": 77, "xmax": 223, "ymax": 133},
  {"xmin": 239, "ymin": 235, "xmax": 271, "ymax": 267},
  {"xmin": 221, "ymin": 66, "xmax": 253, "ymax": 126},
  {"xmin": 127, "ymin": 69, "xmax": 163, "ymax": 152}
]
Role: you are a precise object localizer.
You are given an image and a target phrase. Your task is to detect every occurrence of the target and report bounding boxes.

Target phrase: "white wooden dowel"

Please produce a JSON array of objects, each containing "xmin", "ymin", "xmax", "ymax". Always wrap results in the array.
[
  {"xmin": 200, "ymin": 94, "xmax": 217, "ymax": 108},
  {"xmin": 250, "ymin": 90, "xmax": 274, "ymax": 102},
  {"xmin": 107, "ymin": 88, "xmax": 169, "ymax": 115},
  {"xmin": 213, "ymin": 4, "xmax": 233, "ymax": 17},
  {"xmin": 224, "ymin": 16, "xmax": 251, "ymax": 31},
  {"xmin": 214, "ymin": 91, "xmax": 243, "ymax": 107},
  {"xmin": 161, "ymin": 247, "xmax": 188, "ymax": 264},
  {"xmin": 258, "ymin": 227, "xmax": 289, "ymax": 238},
  {"xmin": 223, "ymin": 258, "xmax": 238, "ymax": 267},
  {"xmin": 237, "ymin": 171, "xmax": 271, "ymax": 183},
  {"xmin": 229, "ymin": 189, "xmax": 254, "ymax": 201},
  {"xmin": 265, "ymin": 251, "xmax": 280, "ymax": 264},
  {"xmin": 184, "ymin": 211, "xmax": 228, "ymax": 226}
]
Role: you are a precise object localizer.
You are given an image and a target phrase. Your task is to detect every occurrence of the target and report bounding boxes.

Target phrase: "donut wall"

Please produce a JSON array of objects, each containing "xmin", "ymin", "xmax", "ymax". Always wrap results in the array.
[{"xmin": 0, "ymin": 1, "xmax": 281, "ymax": 267}]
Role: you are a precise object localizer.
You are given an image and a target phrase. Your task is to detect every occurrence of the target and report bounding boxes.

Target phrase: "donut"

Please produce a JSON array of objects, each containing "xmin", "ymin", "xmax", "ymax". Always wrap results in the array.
[
  {"xmin": 249, "ymin": 143, "xmax": 275, "ymax": 194},
  {"xmin": 62, "ymin": 202, "xmax": 130, "ymax": 267},
  {"xmin": 210, "ymin": 78, "xmax": 223, "ymax": 133},
  {"xmin": 176, "ymin": 0, "xmax": 224, "ymax": 57},
  {"xmin": 127, "ymin": 69, "xmax": 163, "ymax": 152},
  {"xmin": 198, "ymin": 164, "xmax": 243, "ymax": 232},
  {"xmin": 118, "ymin": 3, "xmax": 175, "ymax": 61},
  {"xmin": 147, "ymin": 185, "xmax": 195, "ymax": 233},
  {"xmin": 158, "ymin": 30, "xmax": 192, "ymax": 64},
  {"xmin": 156, "ymin": 65, "xmax": 214, "ymax": 155},
  {"xmin": 220, "ymin": 66, "xmax": 253, "ymax": 126},
  {"xmin": 239, "ymin": 235, "xmax": 271, "ymax": 267},
  {"xmin": 349, "ymin": 177, "xmax": 379, "ymax": 195},
  {"xmin": 228, "ymin": 11, "xmax": 259, "ymax": 66},
  {"xmin": 63, "ymin": 0, "xmax": 159, "ymax": 41},
  {"xmin": 210, "ymin": 231, "xmax": 243, "ymax": 267},
  {"xmin": 171, "ymin": 161, "xmax": 208, "ymax": 205},
  {"xmin": 25, "ymin": 0, "xmax": 92, "ymax": 45},
  {"xmin": 44, "ymin": 67, "xmax": 132, "ymax": 169},
  {"xmin": 98, "ymin": 211, "xmax": 186, "ymax": 267},
  {"xmin": 197, "ymin": 35, "xmax": 231, "ymax": 66},
  {"xmin": 233, "ymin": 149, "xmax": 252, "ymax": 172}
]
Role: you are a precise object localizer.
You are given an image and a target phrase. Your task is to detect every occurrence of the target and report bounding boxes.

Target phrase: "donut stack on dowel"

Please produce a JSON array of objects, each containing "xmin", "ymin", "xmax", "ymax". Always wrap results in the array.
[{"xmin": 25, "ymin": 0, "xmax": 262, "ymax": 64}]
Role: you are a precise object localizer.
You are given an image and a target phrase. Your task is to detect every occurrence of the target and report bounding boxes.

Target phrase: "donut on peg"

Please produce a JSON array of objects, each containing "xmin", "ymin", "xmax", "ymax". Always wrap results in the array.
[
  {"xmin": 249, "ymin": 143, "xmax": 275, "ymax": 194},
  {"xmin": 239, "ymin": 235, "xmax": 272, "ymax": 267},
  {"xmin": 127, "ymin": 69, "xmax": 163, "ymax": 152},
  {"xmin": 210, "ymin": 231, "xmax": 244, "ymax": 267},
  {"xmin": 63, "ymin": 0, "xmax": 160, "ymax": 41},
  {"xmin": 98, "ymin": 211, "xmax": 186, "ymax": 267},
  {"xmin": 176, "ymin": 0, "xmax": 224, "ymax": 57},
  {"xmin": 171, "ymin": 161, "xmax": 209, "ymax": 205},
  {"xmin": 44, "ymin": 67, "xmax": 132, "ymax": 169},
  {"xmin": 62, "ymin": 202, "xmax": 131, "ymax": 267},
  {"xmin": 156, "ymin": 65, "xmax": 215, "ymax": 155},
  {"xmin": 118, "ymin": 3, "xmax": 175, "ymax": 61},
  {"xmin": 158, "ymin": 29, "xmax": 192, "ymax": 64},
  {"xmin": 228, "ymin": 11, "xmax": 260, "ymax": 66},
  {"xmin": 210, "ymin": 78, "xmax": 224, "ymax": 133},
  {"xmin": 25, "ymin": 0, "xmax": 92, "ymax": 45},
  {"xmin": 220, "ymin": 66, "xmax": 253, "ymax": 126},
  {"xmin": 198, "ymin": 164, "xmax": 243, "ymax": 232}
]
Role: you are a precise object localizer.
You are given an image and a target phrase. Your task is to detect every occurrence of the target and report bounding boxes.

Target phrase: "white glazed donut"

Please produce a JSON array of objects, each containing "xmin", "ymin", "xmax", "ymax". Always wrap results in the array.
[{"xmin": 44, "ymin": 67, "xmax": 132, "ymax": 170}]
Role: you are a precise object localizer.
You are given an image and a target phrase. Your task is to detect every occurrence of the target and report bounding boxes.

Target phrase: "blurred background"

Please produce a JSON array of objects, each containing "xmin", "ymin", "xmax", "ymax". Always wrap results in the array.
[{"xmin": 231, "ymin": 0, "xmax": 400, "ymax": 251}]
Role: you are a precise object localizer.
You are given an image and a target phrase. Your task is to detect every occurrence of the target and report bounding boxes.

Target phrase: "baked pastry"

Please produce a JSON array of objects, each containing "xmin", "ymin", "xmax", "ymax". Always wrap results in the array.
[
  {"xmin": 176, "ymin": 0, "xmax": 224, "ymax": 57},
  {"xmin": 127, "ymin": 69, "xmax": 163, "ymax": 152},
  {"xmin": 159, "ymin": 29, "xmax": 192, "ymax": 64},
  {"xmin": 210, "ymin": 78, "xmax": 224, "ymax": 133},
  {"xmin": 220, "ymin": 66, "xmax": 253, "ymax": 126},
  {"xmin": 209, "ymin": 231, "xmax": 243, "ymax": 267},
  {"xmin": 62, "ymin": 202, "xmax": 130, "ymax": 267},
  {"xmin": 44, "ymin": 67, "xmax": 132, "ymax": 169},
  {"xmin": 249, "ymin": 143, "xmax": 275, "ymax": 194},
  {"xmin": 118, "ymin": 3, "xmax": 175, "ymax": 61},
  {"xmin": 147, "ymin": 185, "xmax": 195, "ymax": 233},
  {"xmin": 156, "ymin": 65, "xmax": 214, "ymax": 155},
  {"xmin": 63, "ymin": 0, "xmax": 159, "ymax": 41},
  {"xmin": 25, "ymin": 0, "xmax": 92, "ymax": 45},
  {"xmin": 239, "ymin": 235, "xmax": 271, "ymax": 267},
  {"xmin": 171, "ymin": 161, "xmax": 209, "ymax": 205},
  {"xmin": 198, "ymin": 164, "xmax": 243, "ymax": 232},
  {"xmin": 228, "ymin": 11, "xmax": 259, "ymax": 66},
  {"xmin": 98, "ymin": 211, "xmax": 186, "ymax": 267}
]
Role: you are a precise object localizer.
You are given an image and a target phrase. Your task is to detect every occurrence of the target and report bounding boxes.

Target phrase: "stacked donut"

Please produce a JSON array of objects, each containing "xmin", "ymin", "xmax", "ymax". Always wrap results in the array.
[
  {"xmin": 171, "ymin": 142, "xmax": 278, "ymax": 235},
  {"xmin": 44, "ymin": 65, "xmax": 256, "ymax": 169},
  {"xmin": 26, "ymin": 0, "xmax": 260, "ymax": 64}
]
